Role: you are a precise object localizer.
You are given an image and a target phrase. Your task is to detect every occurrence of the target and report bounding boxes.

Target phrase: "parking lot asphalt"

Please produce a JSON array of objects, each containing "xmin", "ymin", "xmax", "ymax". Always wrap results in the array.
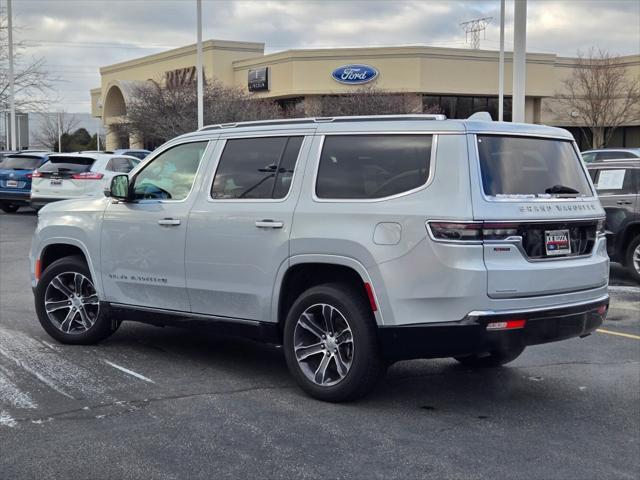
[{"xmin": 0, "ymin": 209, "xmax": 638, "ymax": 480}]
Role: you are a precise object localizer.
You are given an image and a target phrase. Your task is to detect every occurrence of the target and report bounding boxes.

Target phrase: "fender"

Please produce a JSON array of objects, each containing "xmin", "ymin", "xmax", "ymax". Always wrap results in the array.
[
  {"xmin": 31, "ymin": 237, "xmax": 103, "ymax": 297},
  {"xmin": 270, "ymin": 254, "xmax": 391, "ymax": 326}
]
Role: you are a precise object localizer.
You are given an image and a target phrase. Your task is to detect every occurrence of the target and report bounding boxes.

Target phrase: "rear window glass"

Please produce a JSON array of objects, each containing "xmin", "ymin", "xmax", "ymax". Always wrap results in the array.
[
  {"xmin": 316, "ymin": 135, "xmax": 433, "ymax": 199},
  {"xmin": 39, "ymin": 156, "xmax": 95, "ymax": 173},
  {"xmin": 0, "ymin": 156, "xmax": 42, "ymax": 170},
  {"xmin": 477, "ymin": 135, "xmax": 592, "ymax": 197}
]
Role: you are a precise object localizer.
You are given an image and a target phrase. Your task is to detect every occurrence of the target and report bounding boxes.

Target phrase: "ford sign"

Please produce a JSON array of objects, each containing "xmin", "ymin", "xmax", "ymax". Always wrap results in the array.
[{"xmin": 331, "ymin": 64, "xmax": 378, "ymax": 85}]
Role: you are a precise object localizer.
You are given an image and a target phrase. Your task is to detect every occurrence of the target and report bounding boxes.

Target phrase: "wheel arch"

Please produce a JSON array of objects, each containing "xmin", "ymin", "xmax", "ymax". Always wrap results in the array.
[
  {"xmin": 272, "ymin": 255, "xmax": 386, "ymax": 339},
  {"xmin": 34, "ymin": 238, "xmax": 102, "ymax": 296}
]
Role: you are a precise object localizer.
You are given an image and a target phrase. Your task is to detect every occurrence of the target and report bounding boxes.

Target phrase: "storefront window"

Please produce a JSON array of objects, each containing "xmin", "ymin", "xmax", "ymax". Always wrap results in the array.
[{"xmin": 422, "ymin": 95, "xmax": 512, "ymax": 121}]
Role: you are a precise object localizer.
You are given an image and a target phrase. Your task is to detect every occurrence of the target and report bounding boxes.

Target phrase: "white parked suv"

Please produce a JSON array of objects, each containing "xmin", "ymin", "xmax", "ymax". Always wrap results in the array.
[
  {"xmin": 30, "ymin": 115, "xmax": 610, "ymax": 402},
  {"xmin": 30, "ymin": 152, "xmax": 140, "ymax": 208}
]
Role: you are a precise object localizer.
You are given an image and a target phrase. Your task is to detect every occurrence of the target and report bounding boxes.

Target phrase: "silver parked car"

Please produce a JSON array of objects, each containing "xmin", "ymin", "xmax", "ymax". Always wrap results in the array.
[
  {"xmin": 582, "ymin": 148, "xmax": 640, "ymax": 163},
  {"xmin": 30, "ymin": 115, "xmax": 610, "ymax": 402}
]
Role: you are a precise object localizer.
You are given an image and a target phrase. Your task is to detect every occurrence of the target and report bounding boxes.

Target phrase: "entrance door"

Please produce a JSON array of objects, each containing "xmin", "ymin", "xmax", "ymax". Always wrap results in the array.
[{"xmin": 101, "ymin": 140, "xmax": 210, "ymax": 312}]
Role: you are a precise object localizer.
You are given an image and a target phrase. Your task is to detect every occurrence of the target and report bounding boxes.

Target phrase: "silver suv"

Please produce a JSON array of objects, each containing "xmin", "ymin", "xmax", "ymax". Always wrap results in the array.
[{"xmin": 30, "ymin": 115, "xmax": 610, "ymax": 402}]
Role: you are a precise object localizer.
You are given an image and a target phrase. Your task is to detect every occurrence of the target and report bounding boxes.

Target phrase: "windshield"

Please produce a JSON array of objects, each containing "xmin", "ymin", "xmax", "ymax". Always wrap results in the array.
[
  {"xmin": 477, "ymin": 135, "xmax": 593, "ymax": 197},
  {"xmin": 0, "ymin": 156, "xmax": 42, "ymax": 170},
  {"xmin": 39, "ymin": 156, "xmax": 95, "ymax": 173}
]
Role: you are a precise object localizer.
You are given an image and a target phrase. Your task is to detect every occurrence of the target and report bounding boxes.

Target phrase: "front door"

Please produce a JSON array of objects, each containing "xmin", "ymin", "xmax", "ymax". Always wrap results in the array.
[
  {"xmin": 101, "ymin": 140, "xmax": 211, "ymax": 311},
  {"xmin": 186, "ymin": 132, "xmax": 312, "ymax": 321}
]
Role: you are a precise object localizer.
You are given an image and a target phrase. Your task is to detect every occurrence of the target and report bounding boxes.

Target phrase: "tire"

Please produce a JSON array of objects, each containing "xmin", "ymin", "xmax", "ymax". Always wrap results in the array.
[
  {"xmin": 624, "ymin": 235, "xmax": 640, "ymax": 283},
  {"xmin": 454, "ymin": 345, "xmax": 525, "ymax": 368},
  {"xmin": 283, "ymin": 282, "xmax": 385, "ymax": 402},
  {"xmin": 0, "ymin": 202, "xmax": 19, "ymax": 213},
  {"xmin": 35, "ymin": 255, "xmax": 119, "ymax": 345}
]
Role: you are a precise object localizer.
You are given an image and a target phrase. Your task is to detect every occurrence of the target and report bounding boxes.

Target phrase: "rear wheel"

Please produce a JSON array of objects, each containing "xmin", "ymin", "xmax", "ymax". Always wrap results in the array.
[
  {"xmin": 625, "ymin": 235, "xmax": 640, "ymax": 283},
  {"xmin": 454, "ymin": 345, "xmax": 525, "ymax": 368},
  {"xmin": 283, "ymin": 283, "xmax": 385, "ymax": 402},
  {"xmin": 0, "ymin": 202, "xmax": 19, "ymax": 213},
  {"xmin": 35, "ymin": 255, "xmax": 119, "ymax": 344}
]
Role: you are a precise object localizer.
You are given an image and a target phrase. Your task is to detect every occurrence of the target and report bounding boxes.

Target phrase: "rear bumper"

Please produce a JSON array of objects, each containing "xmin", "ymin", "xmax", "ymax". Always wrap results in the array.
[
  {"xmin": 378, "ymin": 296, "xmax": 609, "ymax": 361},
  {"xmin": 0, "ymin": 190, "xmax": 31, "ymax": 205}
]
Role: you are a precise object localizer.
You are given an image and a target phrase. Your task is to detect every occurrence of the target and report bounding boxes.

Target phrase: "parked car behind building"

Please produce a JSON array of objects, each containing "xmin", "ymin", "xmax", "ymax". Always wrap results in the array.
[
  {"xmin": 588, "ymin": 160, "xmax": 640, "ymax": 281},
  {"xmin": 0, "ymin": 151, "xmax": 50, "ymax": 213},
  {"xmin": 30, "ymin": 153, "xmax": 140, "ymax": 208}
]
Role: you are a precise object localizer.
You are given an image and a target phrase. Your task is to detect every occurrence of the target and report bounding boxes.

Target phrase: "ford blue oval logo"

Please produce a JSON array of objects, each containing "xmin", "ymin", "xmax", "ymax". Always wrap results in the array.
[{"xmin": 331, "ymin": 64, "xmax": 378, "ymax": 85}]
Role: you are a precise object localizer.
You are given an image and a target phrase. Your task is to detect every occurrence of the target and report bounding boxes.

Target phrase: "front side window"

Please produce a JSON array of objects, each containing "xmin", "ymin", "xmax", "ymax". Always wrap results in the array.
[
  {"xmin": 133, "ymin": 141, "xmax": 207, "ymax": 200},
  {"xmin": 477, "ymin": 135, "xmax": 593, "ymax": 197},
  {"xmin": 211, "ymin": 136, "xmax": 303, "ymax": 199},
  {"xmin": 316, "ymin": 135, "xmax": 433, "ymax": 199}
]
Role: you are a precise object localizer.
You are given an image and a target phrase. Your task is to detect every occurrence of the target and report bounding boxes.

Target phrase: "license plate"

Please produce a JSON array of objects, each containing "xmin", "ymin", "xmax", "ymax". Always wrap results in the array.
[
  {"xmin": 50, "ymin": 179, "xmax": 62, "ymax": 186},
  {"xmin": 545, "ymin": 229, "xmax": 571, "ymax": 256},
  {"xmin": 6, "ymin": 180, "xmax": 18, "ymax": 187}
]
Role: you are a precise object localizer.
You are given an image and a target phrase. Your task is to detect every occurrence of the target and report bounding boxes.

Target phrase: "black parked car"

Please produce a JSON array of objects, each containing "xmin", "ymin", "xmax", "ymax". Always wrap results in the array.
[{"xmin": 588, "ymin": 160, "xmax": 640, "ymax": 281}]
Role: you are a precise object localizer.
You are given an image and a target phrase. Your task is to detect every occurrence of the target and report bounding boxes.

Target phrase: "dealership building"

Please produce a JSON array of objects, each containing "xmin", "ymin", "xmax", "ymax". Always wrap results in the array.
[{"xmin": 90, "ymin": 39, "xmax": 640, "ymax": 151}]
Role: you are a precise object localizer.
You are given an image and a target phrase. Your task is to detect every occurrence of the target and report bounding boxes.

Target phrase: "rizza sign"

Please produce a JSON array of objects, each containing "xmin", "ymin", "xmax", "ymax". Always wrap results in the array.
[{"xmin": 331, "ymin": 64, "xmax": 379, "ymax": 85}]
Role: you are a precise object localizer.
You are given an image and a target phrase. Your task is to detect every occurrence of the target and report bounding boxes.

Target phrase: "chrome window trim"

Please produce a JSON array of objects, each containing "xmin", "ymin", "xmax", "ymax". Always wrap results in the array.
[
  {"xmin": 466, "ymin": 294, "xmax": 609, "ymax": 318},
  {"xmin": 130, "ymin": 139, "xmax": 213, "ymax": 205},
  {"xmin": 206, "ymin": 134, "xmax": 311, "ymax": 203},
  {"xmin": 473, "ymin": 134, "xmax": 598, "ymax": 203},
  {"xmin": 312, "ymin": 132, "xmax": 442, "ymax": 203}
]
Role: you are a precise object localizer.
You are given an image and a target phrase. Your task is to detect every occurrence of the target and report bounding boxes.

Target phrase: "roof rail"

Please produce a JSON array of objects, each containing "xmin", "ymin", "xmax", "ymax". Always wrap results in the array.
[{"xmin": 198, "ymin": 114, "xmax": 447, "ymax": 132}]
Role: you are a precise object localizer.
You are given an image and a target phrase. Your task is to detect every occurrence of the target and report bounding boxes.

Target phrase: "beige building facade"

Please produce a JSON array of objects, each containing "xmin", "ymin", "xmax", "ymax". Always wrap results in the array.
[{"xmin": 90, "ymin": 40, "xmax": 640, "ymax": 150}]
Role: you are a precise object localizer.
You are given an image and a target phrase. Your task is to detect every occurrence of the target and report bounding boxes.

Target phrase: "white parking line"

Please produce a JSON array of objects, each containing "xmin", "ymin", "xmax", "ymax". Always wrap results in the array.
[{"xmin": 103, "ymin": 361, "xmax": 155, "ymax": 384}]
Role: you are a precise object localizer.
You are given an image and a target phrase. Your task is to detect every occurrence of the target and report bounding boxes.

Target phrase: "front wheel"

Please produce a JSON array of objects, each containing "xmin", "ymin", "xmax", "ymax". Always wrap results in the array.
[
  {"xmin": 0, "ymin": 202, "xmax": 19, "ymax": 213},
  {"xmin": 454, "ymin": 345, "xmax": 525, "ymax": 368},
  {"xmin": 625, "ymin": 235, "xmax": 640, "ymax": 283},
  {"xmin": 283, "ymin": 283, "xmax": 385, "ymax": 402},
  {"xmin": 35, "ymin": 255, "xmax": 119, "ymax": 344}
]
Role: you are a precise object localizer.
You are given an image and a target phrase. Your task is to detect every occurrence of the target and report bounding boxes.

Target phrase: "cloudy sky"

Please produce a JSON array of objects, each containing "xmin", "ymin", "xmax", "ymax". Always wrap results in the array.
[{"xmin": 9, "ymin": 0, "xmax": 640, "ymax": 112}]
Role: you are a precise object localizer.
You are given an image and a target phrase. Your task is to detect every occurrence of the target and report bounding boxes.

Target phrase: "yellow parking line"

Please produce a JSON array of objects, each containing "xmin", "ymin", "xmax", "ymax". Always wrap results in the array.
[{"xmin": 597, "ymin": 329, "xmax": 640, "ymax": 340}]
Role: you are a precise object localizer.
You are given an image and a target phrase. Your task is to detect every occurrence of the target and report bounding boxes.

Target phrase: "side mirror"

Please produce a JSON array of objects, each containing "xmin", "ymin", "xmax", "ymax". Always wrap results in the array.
[{"xmin": 105, "ymin": 174, "xmax": 130, "ymax": 201}]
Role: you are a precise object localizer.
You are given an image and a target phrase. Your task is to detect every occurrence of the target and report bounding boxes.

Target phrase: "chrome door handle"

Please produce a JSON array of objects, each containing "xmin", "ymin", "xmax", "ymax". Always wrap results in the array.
[
  {"xmin": 255, "ymin": 220, "xmax": 284, "ymax": 229},
  {"xmin": 157, "ymin": 218, "xmax": 181, "ymax": 226},
  {"xmin": 616, "ymin": 200, "xmax": 632, "ymax": 205}
]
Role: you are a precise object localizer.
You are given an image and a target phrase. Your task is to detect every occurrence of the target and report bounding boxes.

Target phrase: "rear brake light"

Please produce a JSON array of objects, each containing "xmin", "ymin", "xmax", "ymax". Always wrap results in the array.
[
  {"xmin": 26, "ymin": 173, "xmax": 32, "ymax": 179},
  {"xmin": 31, "ymin": 171, "xmax": 42, "ymax": 178},
  {"xmin": 428, "ymin": 222, "xmax": 521, "ymax": 242},
  {"xmin": 429, "ymin": 222, "xmax": 483, "ymax": 241},
  {"xmin": 72, "ymin": 172, "xmax": 104, "ymax": 180},
  {"xmin": 486, "ymin": 319, "xmax": 526, "ymax": 330}
]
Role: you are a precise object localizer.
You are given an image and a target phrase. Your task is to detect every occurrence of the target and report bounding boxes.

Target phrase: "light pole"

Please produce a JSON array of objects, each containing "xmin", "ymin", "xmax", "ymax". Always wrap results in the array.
[
  {"xmin": 498, "ymin": 0, "xmax": 505, "ymax": 121},
  {"xmin": 512, "ymin": 0, "xmax": 527, "ymax": 123},
  {"xmin": 7, "ymin": 0, "xmax": 17, "ymax": 150},
  {"xmin": 196, "ymin": 0, "xmax": 204, "ymax": 129}
]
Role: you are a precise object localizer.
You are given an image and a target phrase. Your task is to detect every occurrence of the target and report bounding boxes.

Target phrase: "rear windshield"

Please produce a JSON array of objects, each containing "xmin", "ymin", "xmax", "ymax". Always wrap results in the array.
[
  {"xmin": 39, "ymin": 156, "xmax": 95, "ymax": 173},
  {"xmin": 0, "ymin": 156, "xmax": 42, "ymax": 170},
  {"xmin": 477, "ymin": 135, "xmax": 593, "ymax": 197}
]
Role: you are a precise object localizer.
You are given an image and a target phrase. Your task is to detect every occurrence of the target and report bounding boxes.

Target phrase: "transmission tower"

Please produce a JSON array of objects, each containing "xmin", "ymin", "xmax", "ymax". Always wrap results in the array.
[{"xmin": 461, "ymin": 17, "xmax": 492, "ymax": 49}]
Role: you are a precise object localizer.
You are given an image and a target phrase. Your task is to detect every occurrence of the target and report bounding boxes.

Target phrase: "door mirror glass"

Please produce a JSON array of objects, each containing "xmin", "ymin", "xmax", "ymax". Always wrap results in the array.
[{"xmin": 109, "ymin": 174, "xmax": 130, "ymax": 200}]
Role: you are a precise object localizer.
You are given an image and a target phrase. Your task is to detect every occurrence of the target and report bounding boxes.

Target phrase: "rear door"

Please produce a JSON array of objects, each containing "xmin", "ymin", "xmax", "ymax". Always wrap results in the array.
[
  {"xmin": 185, "ymin": 132, "xmax": 312, "ymax": 320},
  {"xmin": 470, "ymin": 134, "xmax": 609, "ymax": 298}
]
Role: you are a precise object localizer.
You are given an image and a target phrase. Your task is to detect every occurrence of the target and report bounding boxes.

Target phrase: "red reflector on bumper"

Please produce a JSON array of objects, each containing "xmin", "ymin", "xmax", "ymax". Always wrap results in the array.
[
  {"xmin": 486, "ymin": 319, "xmax": 526, "ymax": 331},
  {"xmin": 364, "ymin": 282, "xmax": 378, "ymax": 312},
  {"xmin": 597, "ymin": 305, "xmax": 607, "ymax": 315}
]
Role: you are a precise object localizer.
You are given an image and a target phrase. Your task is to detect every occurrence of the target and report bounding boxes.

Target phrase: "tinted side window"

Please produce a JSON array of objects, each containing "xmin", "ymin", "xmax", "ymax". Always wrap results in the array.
[
  {"xmin": 107, "ymin": 157, "xmax": 136, "ymax": 173},
  {"xmin": 211, "ymin": 136, "xmax": 303, "ymax": 199},
  {"xmin": 597, "ymin": 151, "xmax": 633, "ymax": 160},
  {"xmin": 316, "ymin": 135, "xmax": 432, "ymax": 199},
  {"xmin": 593, "ymin": 168, "xmax": 637, "ymax": 195},
  {"xmin": 133, "ymin": 141, "xmax": 207, "ymax": 200}
]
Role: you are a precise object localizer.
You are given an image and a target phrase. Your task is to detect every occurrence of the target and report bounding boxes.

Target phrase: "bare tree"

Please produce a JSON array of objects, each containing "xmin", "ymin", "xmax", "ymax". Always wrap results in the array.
[
  {"xmin": 317, "ymin": 85, "xmax": 439, "ymax": 116},
  {"xmin": 115, "ymin": 79, "xmax": 283, "ymax": 143},
  {"xmin": 554, "ymin": 49, "xmax": 640, "ymax": 148},
  {"xmin": 33, "ymin": 111, "xmax": 79, "ymax": 150},
  {"xmin": 0, "ymin": 8, "xmax": 58, "ymax": 113}
]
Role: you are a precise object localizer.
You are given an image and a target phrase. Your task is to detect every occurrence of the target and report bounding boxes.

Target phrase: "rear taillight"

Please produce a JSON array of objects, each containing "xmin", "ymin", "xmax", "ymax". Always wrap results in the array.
[
  {"xmin": 429, "ymin": 222, "xmax": 483, "ymax": 242},
  {"xmin": 26, "ymin": 173, "xmax": 32, "ymax": 179},
  {"xmin": 71, "ymin": 172, "xmax": 104, "ymax": 180},
  {"xmin": 428, "ymin": 222, "xmax": 521, "ymax": 242},
  {"xmin": 31, "ymin": 171, "xmax": 42, "ymax": 178}
]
